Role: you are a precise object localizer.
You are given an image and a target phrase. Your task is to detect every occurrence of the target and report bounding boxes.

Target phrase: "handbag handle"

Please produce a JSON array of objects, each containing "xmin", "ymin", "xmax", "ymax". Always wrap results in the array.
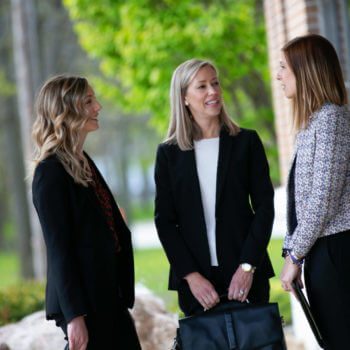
[
  {"xmin": 217, "ymin": 294, "xmax": 250, "ymax": 305},
  {"xmin": 201, "ymin": 294, "xmax": 249, "ymax": 314}
]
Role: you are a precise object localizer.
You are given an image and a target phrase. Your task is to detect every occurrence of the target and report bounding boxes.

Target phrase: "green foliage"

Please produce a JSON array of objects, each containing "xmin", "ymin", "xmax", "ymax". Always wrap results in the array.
[
  {"xmin": 0, "ymin": 281, "xmax": 45, "ymax": 326},
  {"xmin": 0, "ymin": 252, "xmax": 20, "ymax": 289},
  {"xmin": 64, "ymin": 0, "xmax": 280, "ymax": 184},
  {"xmin": 0, "ymin": 70, "xmax": 15, "ymax": 97},
  {"xmin": 131, "ymin": 200, "xmax": 154, "ymax": 222}
]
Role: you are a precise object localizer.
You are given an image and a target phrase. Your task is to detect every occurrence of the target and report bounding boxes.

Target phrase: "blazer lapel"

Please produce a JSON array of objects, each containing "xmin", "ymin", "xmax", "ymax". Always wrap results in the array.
[
  {"xmin": 83, "ymin": 152, "xmax": 124, "ymax": 229},
  {"xmin": 181, "ymin": 147, "xmax": 209, "ymax": 232},
  {"xmin": 216, "ymin": 128, "xmax": 233, "ymax": 207},
  {"xmin": 183, "ymin": 148, "xmax": 203, "ymax": 200}
]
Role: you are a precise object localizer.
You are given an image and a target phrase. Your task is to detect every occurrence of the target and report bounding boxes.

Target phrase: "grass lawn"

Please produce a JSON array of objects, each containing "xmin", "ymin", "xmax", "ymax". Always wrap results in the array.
[
  {"xmin": 267, "ymin": 238, "xmax": 284, "ymax": 276},
  {"xmin": 0, "ymin": 252, "xmax": 20, "ymax": 289}
]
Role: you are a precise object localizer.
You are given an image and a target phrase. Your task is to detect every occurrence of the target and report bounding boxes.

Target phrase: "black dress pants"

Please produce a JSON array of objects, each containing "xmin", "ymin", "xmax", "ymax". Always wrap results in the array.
[
  {"xmin": 304, "ymin": 230, "xmax": 350, "ymax": 350},
  {"xmin": 178, "ymin": 266, "xmax": 270, "ymax": 316},
  {"xmin": 58, "ymin": 306, "xmax": 141, "ymax": 350}
]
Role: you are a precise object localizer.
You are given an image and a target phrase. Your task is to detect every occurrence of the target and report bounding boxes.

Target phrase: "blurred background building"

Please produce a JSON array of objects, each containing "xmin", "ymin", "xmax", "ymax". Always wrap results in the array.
[{"xmin": 264, "ymin": 0, "xmax": 350, "ymax": 183}]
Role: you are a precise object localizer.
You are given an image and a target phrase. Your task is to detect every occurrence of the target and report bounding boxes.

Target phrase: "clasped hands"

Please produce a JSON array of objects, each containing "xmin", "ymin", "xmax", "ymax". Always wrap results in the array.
[{"xmin": 185, "ymin": 267, "xmax": 254, "ymax": 311}]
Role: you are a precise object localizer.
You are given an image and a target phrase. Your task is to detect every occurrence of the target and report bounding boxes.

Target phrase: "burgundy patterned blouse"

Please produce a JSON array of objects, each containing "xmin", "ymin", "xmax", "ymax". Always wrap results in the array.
[{"xmin": 89, "ymin": 160, "xmax": 121, "ymax": 253}]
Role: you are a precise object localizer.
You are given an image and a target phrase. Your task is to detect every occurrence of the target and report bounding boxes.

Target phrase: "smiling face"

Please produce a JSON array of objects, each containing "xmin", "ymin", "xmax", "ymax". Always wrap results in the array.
[
  {"xmin": 277, "ymin": 52, "xmax": 297, "ymax": 99},
  {"xmin": 81, "ymin": 86, "xmax": 102, "ymax": 134},
  {"xmin": 184, "ymin": 65, "xmax": 222, "ymax": 123}
]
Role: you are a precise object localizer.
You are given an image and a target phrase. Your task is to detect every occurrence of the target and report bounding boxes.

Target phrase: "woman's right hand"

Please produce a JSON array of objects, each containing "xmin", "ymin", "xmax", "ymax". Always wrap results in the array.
[
  {"xmin": 67, "ymin": 316, "xmax": 89, "ymax": 350},
  {"xmin": 184, "ymin": 272, "xmax": 220, "ymax": 310}
]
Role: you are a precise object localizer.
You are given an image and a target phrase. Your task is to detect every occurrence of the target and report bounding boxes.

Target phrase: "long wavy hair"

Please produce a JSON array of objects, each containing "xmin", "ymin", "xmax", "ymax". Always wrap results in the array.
[
  {"xmin": 166, "ymin": 59, "xmax": 240, "ymax": 150},
  {"xmin": 282, "ymin": 34, "xmax": 347, "ymax": 130},
  {"xmin": 32, "ymin": 74, "xmax": 93, "ymax": 186}
]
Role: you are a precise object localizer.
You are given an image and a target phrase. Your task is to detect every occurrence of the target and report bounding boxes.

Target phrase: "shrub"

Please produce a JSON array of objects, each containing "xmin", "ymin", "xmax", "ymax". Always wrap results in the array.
[{"xmin": 0, "ymin": 280, "xmax": 45, "ymax": 326}]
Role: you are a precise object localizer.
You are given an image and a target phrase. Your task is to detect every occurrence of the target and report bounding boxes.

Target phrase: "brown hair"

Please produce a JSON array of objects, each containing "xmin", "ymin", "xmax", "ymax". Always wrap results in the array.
[
  {"xmin": 282, "ymin": 34, "xmax": 347, "ymax": 130},
  {"xmin": 32, "ymin": 74, "xmax": 93, "ymax": 186}
]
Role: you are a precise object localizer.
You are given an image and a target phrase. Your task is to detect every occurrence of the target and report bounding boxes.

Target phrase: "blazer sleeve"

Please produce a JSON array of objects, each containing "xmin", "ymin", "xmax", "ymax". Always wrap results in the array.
[
  {"xmin": 239, "ymin": 131, "xmax": 275, "ymax": 267},
  {"xmin": 290, "ymin": 108, "xmax": 350, "ymax": 257},
  {"xmin": 154, "ymin": 144, "xmax": 199, "ymax": 280},
  {"xmin": 32, "ymin": 161, "xmax": 87, "ymax": 323}
]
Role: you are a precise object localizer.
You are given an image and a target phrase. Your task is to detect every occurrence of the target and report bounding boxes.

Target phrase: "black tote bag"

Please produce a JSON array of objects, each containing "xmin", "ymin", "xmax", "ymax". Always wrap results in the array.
[{"xmin": 175, "ymin": 300, "xmax": 286, "ymax": 350}]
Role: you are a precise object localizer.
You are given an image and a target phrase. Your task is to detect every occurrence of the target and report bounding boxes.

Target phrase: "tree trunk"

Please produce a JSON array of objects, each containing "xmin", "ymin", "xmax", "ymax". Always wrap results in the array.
[
  {"xmin": 11, "ymin": 0, "xmax": 45, "ymax": 279},
  {"xmin": 1, "ymin": 95, "xmax": 35, "ymax": 275}
]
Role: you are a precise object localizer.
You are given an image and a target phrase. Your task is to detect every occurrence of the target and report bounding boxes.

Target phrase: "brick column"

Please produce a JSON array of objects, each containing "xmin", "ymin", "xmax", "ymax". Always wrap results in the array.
[{"xmin": 263, "ymin": 0, "xmax": 321, "ymax": 184}]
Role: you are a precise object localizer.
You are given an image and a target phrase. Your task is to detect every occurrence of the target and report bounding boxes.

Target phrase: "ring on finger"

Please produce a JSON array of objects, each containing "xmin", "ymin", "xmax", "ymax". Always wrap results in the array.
[{"xmin": 239, "ymin": 289, "xmax": 245, "ymax": 296}]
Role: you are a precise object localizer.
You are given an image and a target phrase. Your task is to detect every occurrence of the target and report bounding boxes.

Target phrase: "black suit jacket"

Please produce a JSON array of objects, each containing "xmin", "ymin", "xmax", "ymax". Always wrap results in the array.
[
  {"xmin": 32, "ymin": 154, "xmax": 135, "ymax": 323},
  {"xmin": 154, "ymin": 128, "xmax": 275, "ymax": 290}
]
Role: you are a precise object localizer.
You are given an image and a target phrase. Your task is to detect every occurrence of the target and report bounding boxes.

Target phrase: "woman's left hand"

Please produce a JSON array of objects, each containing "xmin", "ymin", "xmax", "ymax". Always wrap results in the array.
[
  {"xmin": 280, "ymin": 255, "xmax": 303, "ymax": 297},
  {"xmin": 228, "ymin": 266, "xmax": 253, "ymax": 302}
]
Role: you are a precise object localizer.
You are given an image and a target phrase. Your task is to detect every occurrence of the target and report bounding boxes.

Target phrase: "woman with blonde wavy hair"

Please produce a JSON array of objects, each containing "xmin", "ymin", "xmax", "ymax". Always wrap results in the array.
[
  {"xmin": 32, "ymin": 75, "xmax": 141, "ymax": 350},
  {"xmin": 154, "ymin": 59, "xmax": 275, "ymax": 318},
  {"xmin": 278, "ymin": 34, "xmax": 350, "ymax": 349}
]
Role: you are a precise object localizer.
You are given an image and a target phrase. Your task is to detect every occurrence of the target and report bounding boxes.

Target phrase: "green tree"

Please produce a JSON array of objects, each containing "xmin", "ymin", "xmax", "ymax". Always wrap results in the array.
[{"xmin": 64, "ymin": 0, "xmax": 279, "ymax": 183}]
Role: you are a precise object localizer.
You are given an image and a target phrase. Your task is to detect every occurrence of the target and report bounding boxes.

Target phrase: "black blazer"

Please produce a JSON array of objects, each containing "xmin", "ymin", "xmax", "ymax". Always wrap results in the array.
[
  {"xmin": 154, "ymin": 128, "xmax": 275, "ymax": 290},
  {"xmin": 32, "ymin": 154, "xmax": 135, "ymax": 323}
]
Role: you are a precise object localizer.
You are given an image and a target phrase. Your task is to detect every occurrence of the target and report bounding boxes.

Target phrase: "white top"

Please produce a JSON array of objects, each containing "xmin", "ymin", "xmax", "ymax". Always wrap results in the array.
[{"xmin": 194, "ymin": 137, "xmax": 219, "ymax": 266}]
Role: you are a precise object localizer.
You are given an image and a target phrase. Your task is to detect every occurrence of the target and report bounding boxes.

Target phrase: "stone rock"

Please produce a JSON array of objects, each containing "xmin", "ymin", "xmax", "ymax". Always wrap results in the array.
[
  {"xmin": 0, "ymin": 311, "xmax": 66, "ymax": 350},
  {"xmin": 0, "ymin": 285, "xmax": 178, "ymax": 350},
  {"xmin": 131, "ymin": 285, "xmax": 178, "ymax": 350}
]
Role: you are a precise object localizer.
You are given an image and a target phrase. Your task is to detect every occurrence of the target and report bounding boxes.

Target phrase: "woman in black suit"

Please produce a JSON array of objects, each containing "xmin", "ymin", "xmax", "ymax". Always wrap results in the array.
[
  {"xmin": 154, "ymin": 59, "xmax": 275, "ymax": 316},
  {"xmin": 31, "ymin": 75, "xmax": 141, "ymax": 350}
]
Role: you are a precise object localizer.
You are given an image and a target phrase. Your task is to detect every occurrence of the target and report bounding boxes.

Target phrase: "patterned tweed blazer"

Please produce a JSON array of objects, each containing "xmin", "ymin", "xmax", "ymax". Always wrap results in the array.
[{"xmin": 284, "ymin": 103, "xmax": 350, "ymax": 257}]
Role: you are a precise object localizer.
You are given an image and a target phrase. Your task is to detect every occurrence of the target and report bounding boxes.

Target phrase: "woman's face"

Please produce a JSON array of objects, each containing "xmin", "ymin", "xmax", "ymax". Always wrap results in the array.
[
  {"xmin": 276, "ymin": 52, "xmax": 296, "ymax": 99},
  {"xmin": 184, "ymin": 65, "xmax": 222, "ymax": 123},
  {"xmin": 81, "ymin": 86, "xmax": 102, "ymax": 134}
]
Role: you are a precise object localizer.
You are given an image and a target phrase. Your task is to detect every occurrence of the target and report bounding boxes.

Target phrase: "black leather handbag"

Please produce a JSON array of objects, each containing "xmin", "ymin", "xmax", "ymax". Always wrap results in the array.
[{"xmin": 173, "ymin": 300, "xmax": 287, "ymax": 350}]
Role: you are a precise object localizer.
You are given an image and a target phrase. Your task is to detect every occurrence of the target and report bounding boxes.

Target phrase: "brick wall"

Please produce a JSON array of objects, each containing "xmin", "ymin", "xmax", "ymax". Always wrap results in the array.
[
  {"xmin": 263, "ymin": 0, "xmax": 350, "ymax": 184},
  {"xmin": 264, "ymin": 0, "xmax": 320, "ymax": 184}
]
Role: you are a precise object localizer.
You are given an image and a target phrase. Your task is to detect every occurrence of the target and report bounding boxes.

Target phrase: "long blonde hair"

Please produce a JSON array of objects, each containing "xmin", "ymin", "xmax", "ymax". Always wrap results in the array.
[
  {"xmin": 282, "ymin": 34, "xmax": 348, "ymax": 130},
  {"xmin": 32, "ymin": 74, "xmax": 93, "ymax": 186},
  {"xmin": 166, "ymin": 59, "xmax": 239, "ymax": 150}
]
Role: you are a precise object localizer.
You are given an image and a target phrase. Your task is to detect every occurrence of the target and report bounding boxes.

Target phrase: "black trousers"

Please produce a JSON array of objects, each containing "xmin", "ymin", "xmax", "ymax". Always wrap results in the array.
[
  {"xmin": 58, "ymin": 306, "xmax": 141, "ymax": 350},
  {"xmin": 304, "ymin": 230, "xmax": 350, "ymax": 350},
  {"xmin": 178, "ymin": 266, "xmax": 270, "ymax": 316}
]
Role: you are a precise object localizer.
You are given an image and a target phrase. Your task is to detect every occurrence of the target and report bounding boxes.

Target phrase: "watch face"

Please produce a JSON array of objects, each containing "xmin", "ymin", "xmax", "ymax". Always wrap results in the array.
[{"xmin": 241, "ymin": 263, "xmax": 252, "ymax": 272}]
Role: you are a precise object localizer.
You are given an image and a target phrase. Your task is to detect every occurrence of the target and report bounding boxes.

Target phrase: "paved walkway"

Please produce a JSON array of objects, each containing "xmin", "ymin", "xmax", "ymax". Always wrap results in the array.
[{"xmin": 285, "ymin": 327, "xmax": 305, "ymax": 349}]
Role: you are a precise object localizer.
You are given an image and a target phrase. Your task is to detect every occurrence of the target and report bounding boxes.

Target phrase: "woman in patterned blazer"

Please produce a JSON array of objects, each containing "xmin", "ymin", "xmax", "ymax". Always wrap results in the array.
[{"xmin": 278, "ymin": 34, "xmax": 350, "ymax": 349}]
